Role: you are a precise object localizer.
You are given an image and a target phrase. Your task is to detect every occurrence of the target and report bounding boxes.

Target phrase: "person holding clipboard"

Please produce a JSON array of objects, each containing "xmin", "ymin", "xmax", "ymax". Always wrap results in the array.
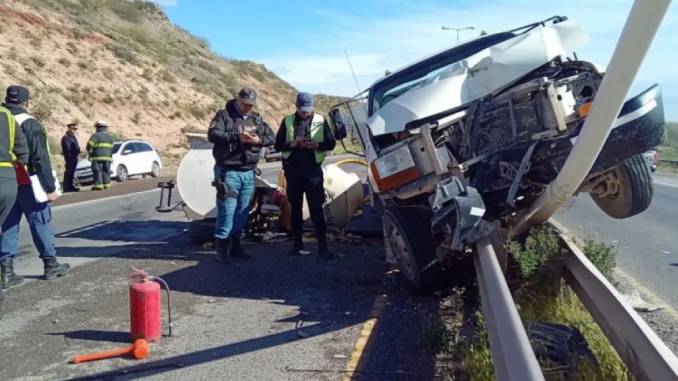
[{"xmin": 0, "ymin": 85, "xmax": 70, "ymax": 289}]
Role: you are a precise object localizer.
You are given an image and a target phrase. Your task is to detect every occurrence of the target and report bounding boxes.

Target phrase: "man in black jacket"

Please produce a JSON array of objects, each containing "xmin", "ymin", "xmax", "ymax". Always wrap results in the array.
[
  {"xmin": 0, "ymin": 85, "xmax": 70, "ymax": 288},
  {"xmin": 275, "ymin": 92, "xmax": 336, "ymax": 258},
  {"xmin": 208, "ymin": 87, "xmax": 275, "ymax": 263},
  {"xmin": 61, "ymin": 122, "xmax": 80, "ymax": 192}
]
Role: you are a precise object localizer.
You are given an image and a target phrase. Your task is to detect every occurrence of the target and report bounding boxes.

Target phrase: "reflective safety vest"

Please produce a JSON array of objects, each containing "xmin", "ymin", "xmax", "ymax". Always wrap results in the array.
[
  {"xmin": 14, "ymin": 113, "xmax": 50, "ymax": 155},
  {"xmin": 87, "ymin": 130, "xmax": 114, "ymax": 162},
  {"xmin": 281, "ymin": 113, "xmax": 326, "ymax": 164},
  {"xmin": 0, "ymin": 107, "xmax": 16, "ymax": 168}
]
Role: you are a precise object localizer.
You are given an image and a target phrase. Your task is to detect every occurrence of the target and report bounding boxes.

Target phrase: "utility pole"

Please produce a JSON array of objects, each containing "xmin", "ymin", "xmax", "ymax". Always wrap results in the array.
[{"xmin": 441, "ymin": 25, "xmax": 476, "ymax": 44}]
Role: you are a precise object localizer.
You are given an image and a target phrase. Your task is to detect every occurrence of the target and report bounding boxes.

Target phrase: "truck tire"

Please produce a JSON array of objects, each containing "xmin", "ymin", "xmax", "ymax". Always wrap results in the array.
[
  {"xmin": 591, "ymin": 154, "xmax": 653, "ymax": 219},
  {"xmin": 382, "ymin": 205, "xmax": 441, "ymax": 291},
  {"xmin": 189, "ymin": 218, "xmax": 215, "ymax": 244}
]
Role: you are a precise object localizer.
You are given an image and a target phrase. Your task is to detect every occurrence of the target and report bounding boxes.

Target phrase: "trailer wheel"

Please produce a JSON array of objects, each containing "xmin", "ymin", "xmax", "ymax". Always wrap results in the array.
[
  {"xmin": 382, "ymin": 205, "xmax": 441, "ymax": 291},
  {"xmin": 189, "ymin": 218, "xmax": 216, "ymax": 244},
  {"xmin": 591, "ymin": 154, "xmax": 653, "ymax": 219}
]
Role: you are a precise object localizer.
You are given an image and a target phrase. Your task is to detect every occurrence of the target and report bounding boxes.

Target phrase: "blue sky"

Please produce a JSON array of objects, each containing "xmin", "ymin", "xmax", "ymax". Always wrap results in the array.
[{"xmin": 157, "ymin": 0, "xmax": 677, "ymax": 120}]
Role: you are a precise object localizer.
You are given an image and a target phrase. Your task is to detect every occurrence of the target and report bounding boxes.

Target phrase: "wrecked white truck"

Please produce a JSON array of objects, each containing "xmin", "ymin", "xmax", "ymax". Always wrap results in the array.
[{"xmin": 328, "ymin": 16, "xmax": 665, "ymax": 290}]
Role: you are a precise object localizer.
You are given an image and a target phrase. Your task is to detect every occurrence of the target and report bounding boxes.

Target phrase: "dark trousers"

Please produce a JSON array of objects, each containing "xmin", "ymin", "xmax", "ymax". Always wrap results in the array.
[
  {"xmin": 91, "ymin": 161, "xmax": 111, "ymax": 190},
  {"xmin": 285, "ymin": 172, "xmax": 327, "ymax": 247},
  {"xmin": 63, "ymin": 157, "xmax": 78, "ymax": 191},
  {"xmin": 0, "ymin": 174, "xmax": 17, "ymax": 226}
]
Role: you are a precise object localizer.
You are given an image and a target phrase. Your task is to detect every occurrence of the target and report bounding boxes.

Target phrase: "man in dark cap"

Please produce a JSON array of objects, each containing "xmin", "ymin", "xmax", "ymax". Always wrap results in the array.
[
  {"xmin": 0, "ymin": 85, "xmax": 70, "ymax": 287},
  {"xmin": 207, "ymin": 87, "xmax": 275, "ymax": 263},
  {"xmin": 0, "ymin": 103, "xmax": 28, "ymax": 310},
  {"xmin": 275, "ymin": 92, "xmax": 336, "ymax": 258},
  {"xmin": 86, "ymin": 120, "xmax": 114, "ymax": 191},
  {"xmin": 61, "ymin": 122, "xmax": 80, "ymax": 192}
]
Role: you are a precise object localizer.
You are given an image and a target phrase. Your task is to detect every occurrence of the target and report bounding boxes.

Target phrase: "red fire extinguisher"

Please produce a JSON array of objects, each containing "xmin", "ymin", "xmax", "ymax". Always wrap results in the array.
[{"xmin": 129, "ymin": 267, "xmax": 173, "ymax": 342}]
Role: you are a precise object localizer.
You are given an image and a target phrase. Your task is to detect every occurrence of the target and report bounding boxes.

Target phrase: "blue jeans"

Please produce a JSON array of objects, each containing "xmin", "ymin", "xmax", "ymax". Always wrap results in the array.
[
  {"xmin": 0, "ymin": 186, "xmax": 57, "ymax": 260},
  {"xmin": 214, "ymin": 166, "xmax": 255, "ymax": 240}
]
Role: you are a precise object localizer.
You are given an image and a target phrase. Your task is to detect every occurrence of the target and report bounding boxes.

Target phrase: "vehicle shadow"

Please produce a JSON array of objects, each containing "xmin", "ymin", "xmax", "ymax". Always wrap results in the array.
[{"xmin": 55, "ymin": 220, "xmax": 188, "ymax": 244}]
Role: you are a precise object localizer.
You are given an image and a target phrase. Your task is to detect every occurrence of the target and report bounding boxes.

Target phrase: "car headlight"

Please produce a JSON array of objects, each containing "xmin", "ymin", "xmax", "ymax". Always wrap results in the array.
[{"xmin": 370, "ymin": 144, "xmax": 420, "ymax": 191}]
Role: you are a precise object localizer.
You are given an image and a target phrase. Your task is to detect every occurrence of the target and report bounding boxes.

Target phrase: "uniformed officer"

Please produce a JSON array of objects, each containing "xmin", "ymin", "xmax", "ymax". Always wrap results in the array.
[
  {"xmin": 61, "ymin": 122, "xmax": 80, "ymax": 192},
  {"xmin": 0, "ymin": 85, "xmax": 70, "ymax": 287},
  {"xmin": 87, "ymin": 120, "xmax": 114, "ymax": 191},
  {"xmin": 275, "ymin": 92, "xmax": 336, "ymax": 258},
  {"xmin": 208, "ymin": 87, "xmax": 275, "ymax": 263}
]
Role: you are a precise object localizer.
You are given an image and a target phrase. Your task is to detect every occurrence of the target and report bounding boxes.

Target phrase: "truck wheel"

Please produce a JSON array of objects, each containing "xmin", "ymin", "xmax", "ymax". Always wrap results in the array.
[
  {"xmin": 591, "ymin": 154, "xmax": 653, "ymax": 219},
  {"xmin": 189, "ymin": 218, "xmax": 216, "ymax": 244},
  {"xmin": 382, "ymin": 205, "xmax": 441, "ymax": 291}
]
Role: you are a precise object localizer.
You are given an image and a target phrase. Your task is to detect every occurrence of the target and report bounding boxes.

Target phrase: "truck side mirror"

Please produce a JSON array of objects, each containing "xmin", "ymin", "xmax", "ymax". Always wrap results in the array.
[{"xmin": 329, "ymin": 108, "xmax": 348, "ymax": 140}]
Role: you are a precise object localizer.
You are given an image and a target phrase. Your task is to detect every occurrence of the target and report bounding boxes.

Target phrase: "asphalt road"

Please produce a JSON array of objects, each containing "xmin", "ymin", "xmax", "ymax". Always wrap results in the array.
[
  {"xmin": 12, "ymin": 185, "xmax": 187, "ymax": 283},
  {"xmin": 556, "ymin": 174, "xmax": 678, "ymax": 308}
]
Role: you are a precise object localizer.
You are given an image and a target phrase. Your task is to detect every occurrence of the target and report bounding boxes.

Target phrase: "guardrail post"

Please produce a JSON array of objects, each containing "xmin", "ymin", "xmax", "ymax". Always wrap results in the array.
[{"xmin": 474, "ymin": 238, "xmax": 545, "ymax": 381}]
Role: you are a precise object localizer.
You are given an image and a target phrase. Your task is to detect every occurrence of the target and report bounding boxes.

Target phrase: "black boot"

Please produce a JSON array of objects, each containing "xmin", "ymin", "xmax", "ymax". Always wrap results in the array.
[
  {"xmin": 318, "ymin": 235, "xmax": 334, "ymax": 259},
  {"xmin": 229, "ymin": 236, "xmax": 251, "ymax": 259},
  {"xmin": 42, "ymin": 257, "xmax": 70, "ymax": 280},
  {"xmin": 216, "ymin": 239, "xmax": 232, "ymax": 264},
  {"xmin": 1, "ymin": 258, "xmax": 25, "ymax": 289},
  {"xmin": 287, "ymin": 237, "xmax": 304, "ymax": 256}
]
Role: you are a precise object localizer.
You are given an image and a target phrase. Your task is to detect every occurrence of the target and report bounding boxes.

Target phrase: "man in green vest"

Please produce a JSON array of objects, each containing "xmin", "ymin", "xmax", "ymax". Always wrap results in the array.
[
  {"xmin": 1, "ymin": 102, "xmax": 28, "ymax": 310},
  {"xmin": 1, "ymin": 85, "xmax": 70, "ymax": 287},
  {"xmin": 275, "ymin": 92, "xmax": 336, "ymax": 258},
  {"xmin": 87, "ymin": 120, "xmax": 114, "ymax": 191}
]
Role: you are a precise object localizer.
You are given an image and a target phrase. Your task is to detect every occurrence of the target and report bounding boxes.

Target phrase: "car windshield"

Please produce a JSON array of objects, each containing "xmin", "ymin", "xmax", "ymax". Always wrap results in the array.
[
  {"xmin": 370, "ymin": 33, "xmax": 516, "ymax": 114},
  {"xmin": 112, "ymin": 143, "xmax": 121, "ymax": 154}
]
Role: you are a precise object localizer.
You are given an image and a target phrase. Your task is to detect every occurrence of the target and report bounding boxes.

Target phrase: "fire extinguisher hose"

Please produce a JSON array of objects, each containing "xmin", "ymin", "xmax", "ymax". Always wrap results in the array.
[{"xmin": 151, "ymin": 276, "xmax": 173, "ymax": 337}]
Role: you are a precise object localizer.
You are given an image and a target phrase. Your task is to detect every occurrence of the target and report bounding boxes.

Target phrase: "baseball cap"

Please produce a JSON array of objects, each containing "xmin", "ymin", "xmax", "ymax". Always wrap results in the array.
[
  {"xmin": 5, "ymin": 85, "xmax": 31, "ymax": 104},
  {"xmin": 296, "ymin": 92, "xmax": 314, "ymax": 113},
  {"xmin": 237, "ymin": 87, "xmax": 257, "ymax": 105}
]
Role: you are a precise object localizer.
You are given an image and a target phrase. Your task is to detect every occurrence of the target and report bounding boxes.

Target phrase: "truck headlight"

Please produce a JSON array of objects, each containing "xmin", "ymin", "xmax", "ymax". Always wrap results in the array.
[{"xmin": 370, "ymin": 145, "xmax": 421, "ymax": 191}]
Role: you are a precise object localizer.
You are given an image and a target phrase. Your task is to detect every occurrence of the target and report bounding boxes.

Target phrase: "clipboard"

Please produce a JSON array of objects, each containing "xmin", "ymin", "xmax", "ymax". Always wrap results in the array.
[{"xmin": 30, "ymin": 170, "xmax": 61, "ymax": 203}]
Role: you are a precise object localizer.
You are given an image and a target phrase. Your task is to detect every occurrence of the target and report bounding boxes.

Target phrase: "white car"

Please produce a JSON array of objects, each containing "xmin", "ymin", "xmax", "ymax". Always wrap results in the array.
[{"xmin": 75, "ymin": 140, "xmax": 162, "ymax": 184}]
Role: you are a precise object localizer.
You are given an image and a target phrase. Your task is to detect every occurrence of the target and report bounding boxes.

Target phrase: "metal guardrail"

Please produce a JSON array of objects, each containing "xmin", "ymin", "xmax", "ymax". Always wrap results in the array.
[
  {"xmin": 551, "ymin": 220, "xmax": 678, "ymax": 381},
  {"xmin": 474, "ymin": 225, "xmax": 678, "ymax": 381},
  {"xmin": 474, "ymin": 238, "xmax": 545, "ymax": 381},
  {"xmin": 659, "ymin": 159, "xmax": 678, "ymax": 165}
]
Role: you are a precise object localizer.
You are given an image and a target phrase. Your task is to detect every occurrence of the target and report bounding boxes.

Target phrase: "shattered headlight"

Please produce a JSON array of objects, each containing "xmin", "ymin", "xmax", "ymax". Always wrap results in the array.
[{"xmin": 371, "ymin": 145, "xmax": 421, "ymax": 191}]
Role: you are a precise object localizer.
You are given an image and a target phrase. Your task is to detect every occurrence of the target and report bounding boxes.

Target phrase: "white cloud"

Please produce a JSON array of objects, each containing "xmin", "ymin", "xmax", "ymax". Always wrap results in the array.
[{"xmin": 255, "ymin": 1, "xmax": 678, "ymax": 117}]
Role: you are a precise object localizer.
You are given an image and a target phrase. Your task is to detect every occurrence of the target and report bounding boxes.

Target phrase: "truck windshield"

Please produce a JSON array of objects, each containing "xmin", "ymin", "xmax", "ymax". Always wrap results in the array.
[{"xmin": 370, "ymin": 33, "xmax": 516, "ymax": 115}]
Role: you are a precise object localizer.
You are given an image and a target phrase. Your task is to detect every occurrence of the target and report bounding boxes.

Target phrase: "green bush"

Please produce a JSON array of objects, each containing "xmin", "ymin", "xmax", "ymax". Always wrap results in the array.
[
  {"xmin": 582, "ymin": 239, "xmax": 616, "ymax": 281},
  {"xmin": 507, "ymin": 226, "xmax": 562, "ymax": 278},
  {"xmin": 102, "ymin": 94, "xmax": 115, "ymax": 104}
]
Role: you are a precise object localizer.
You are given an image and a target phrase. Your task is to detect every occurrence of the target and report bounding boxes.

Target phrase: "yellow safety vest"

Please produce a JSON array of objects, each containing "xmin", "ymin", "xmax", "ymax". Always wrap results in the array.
[
  {"xmin": 0, "ymin": 107, "xmax": 16, "ymax": 168},
  {"xmin": 281, "ymin": 113, "xmax": 326, "ymax": 164}
]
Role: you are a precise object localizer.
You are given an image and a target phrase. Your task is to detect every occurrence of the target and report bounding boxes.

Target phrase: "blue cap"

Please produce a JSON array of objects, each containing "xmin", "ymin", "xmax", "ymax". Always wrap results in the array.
[
  {"xmin": 5, "ymin": 85, "xmax": 31, "ymax": 104},
  {"xmin": 296, "ymin": 92, "xmax": 314, "ymax": 113}
]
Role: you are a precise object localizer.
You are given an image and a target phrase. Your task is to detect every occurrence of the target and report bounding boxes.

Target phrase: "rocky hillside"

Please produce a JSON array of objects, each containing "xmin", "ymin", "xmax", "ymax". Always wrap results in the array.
[{"xmin": 0, "ymin": 0, "xmax": 323, "ymax": 168}]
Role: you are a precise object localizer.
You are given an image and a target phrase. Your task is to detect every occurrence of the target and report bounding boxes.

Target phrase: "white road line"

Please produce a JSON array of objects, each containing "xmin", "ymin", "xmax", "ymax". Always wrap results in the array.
[{"xmin": 52, "ymin": 188, "xmax": 160, "ymax": 211}]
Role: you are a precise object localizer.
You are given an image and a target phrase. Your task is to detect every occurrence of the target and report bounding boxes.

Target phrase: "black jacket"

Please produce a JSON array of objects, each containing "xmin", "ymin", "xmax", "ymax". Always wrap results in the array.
[
  {"xmin": 87, "ymin": 127, "xmax": 114, "ymax": 161},
  {"xmin": 275, "ymin": 113, "xmax": 336, "ymax": 176},
  {"xmin": 0, "ymin": 105, "xmax": 29, "ymax": 179},
  {"xmin": 208, "ymin": 99, "xmax": 275, "ymax": 170},
  {"xmin": 61, "ymin": 132, "xmax": 80, "ymax": 161},
  {"xmin": 4, "ymin": 103, "xmax": 56, "ymax": 193}
]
